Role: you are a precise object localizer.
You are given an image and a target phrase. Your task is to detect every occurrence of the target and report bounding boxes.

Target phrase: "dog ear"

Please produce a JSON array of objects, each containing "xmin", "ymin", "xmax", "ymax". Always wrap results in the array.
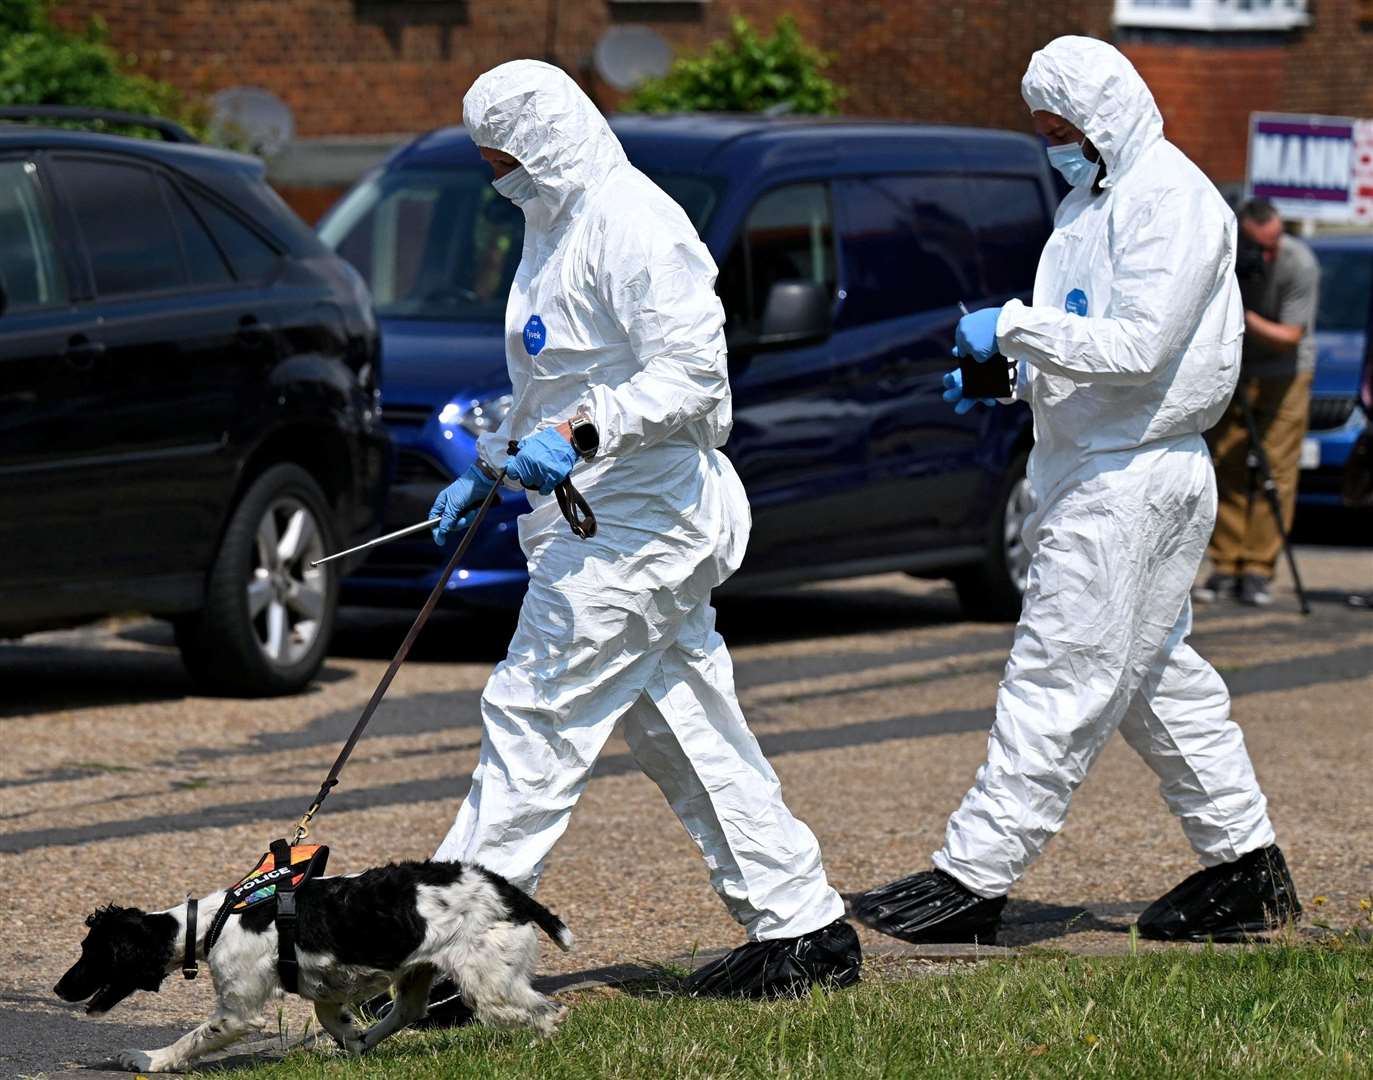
[{"xmin": 105, "ymin": 909, "xmax": 174, "ymax": 994}]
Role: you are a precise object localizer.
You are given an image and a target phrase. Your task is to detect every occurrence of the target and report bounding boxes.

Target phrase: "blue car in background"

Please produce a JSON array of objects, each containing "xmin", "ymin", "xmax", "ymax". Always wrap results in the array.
[
  {"xmin": 1301, "ymin": 234, "xmax": 1373, "ymax": 507},
  {"xmin": 318, "ymin": 116, "xmax": 1058, "ymax": 620}
]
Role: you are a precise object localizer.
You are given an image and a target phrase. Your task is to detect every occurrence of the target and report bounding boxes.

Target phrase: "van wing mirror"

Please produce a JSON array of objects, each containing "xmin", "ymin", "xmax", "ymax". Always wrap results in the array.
[{"xmin": 753, "ymin": 280, "xmax": 832, "ymax": 350}]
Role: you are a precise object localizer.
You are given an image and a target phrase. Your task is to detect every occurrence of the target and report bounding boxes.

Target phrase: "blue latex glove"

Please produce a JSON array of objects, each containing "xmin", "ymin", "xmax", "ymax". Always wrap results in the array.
[
  {"xmin": 506, "ymin": 427, "xmax": 578, "ymax": 496},
  {"xmin": 953, "ymin": 306, "xmax": 1003, "ymax": 363},
  {"xmin": 942, "ymin": 369, "xmax": 997, "ymax": 416},
  {"xmin": 430, "ymin": 464, "xmax": 496, "ymax": 545}
]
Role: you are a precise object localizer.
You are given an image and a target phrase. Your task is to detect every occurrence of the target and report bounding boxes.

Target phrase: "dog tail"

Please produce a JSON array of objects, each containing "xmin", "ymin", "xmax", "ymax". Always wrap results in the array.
[{"xmin": 482, "ymin": 869, "xmax": 574, "ymax": 952}]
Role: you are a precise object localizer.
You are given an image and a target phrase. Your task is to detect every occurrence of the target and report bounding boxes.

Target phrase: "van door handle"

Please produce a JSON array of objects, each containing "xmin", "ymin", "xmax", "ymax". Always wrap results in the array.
[{"xmin": 62, "ymin": 334, "xmax": 105, "ymax": 370}]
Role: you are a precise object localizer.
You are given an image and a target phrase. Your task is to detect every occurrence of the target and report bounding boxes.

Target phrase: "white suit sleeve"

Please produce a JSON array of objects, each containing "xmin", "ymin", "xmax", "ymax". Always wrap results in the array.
[
  {"xmin": 584, "ymin": 220, "xmax": 729, "ymax": 458},
  {"xmin": 995, "ymin": 185, "xmax": 1230, "ymax": 386},
  {"xmin": 476, "ymin": 350, "xmax": 530, "ymax": 475}
]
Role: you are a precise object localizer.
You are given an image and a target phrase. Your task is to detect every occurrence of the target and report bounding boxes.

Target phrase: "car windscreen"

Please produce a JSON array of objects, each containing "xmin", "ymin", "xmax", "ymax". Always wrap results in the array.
[
  {"xmin": 319, "ymin": 167, "xmax": 720, "ymax": 322},
  {"xmin": 1315, "ymin": 246, "xmax": 1373, "ymax": 333}
]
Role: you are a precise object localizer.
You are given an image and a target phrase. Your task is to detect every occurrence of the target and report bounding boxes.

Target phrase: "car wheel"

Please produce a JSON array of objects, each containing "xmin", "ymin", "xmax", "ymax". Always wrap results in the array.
[
  {"xmin": 953, "ymin": 450, "xmax": 1032, "ymax": 622},
  {"xmin": 176, "ymin": 464, "xmax": 337, "ymax": 696}
]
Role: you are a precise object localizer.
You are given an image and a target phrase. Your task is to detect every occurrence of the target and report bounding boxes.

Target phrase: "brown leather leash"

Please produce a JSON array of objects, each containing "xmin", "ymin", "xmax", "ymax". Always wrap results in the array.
[{"xmin": 290, "ymin": 452, "xmax": 596, "ymax": 844}]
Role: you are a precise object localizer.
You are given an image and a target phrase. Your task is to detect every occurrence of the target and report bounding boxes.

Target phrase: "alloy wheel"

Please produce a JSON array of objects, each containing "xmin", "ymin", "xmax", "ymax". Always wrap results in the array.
[{"xmin": 248, "ymin": 497, "xmax": 327, "ymax": 668}]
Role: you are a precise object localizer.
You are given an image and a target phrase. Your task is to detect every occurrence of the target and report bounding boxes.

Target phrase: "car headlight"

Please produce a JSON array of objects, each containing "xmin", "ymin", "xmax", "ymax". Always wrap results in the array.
[{"xmin": 438, "ymin": 392, "xmax": 514, "ymax": 439}]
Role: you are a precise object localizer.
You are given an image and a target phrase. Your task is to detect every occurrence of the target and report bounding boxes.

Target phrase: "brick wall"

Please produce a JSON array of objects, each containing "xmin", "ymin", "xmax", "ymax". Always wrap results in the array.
[
  {"xmin": 1279, "ymin": 0, "xmax": 1373, "ymax": 119},
  {"xmin": 1121, "ymin": 43, "xmax": 1285, "ymax": 186},
  {"xmin": 49, "ymin": 0, "xmax": 1373, "ymax": 198},
  {"xmin": 51, "ymin": 1, "xmax": 1112, "ymax": 139}
]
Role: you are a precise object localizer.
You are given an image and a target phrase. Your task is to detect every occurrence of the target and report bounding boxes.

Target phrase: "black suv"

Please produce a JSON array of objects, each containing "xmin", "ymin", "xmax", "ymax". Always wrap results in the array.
[{"xmin": 0, "ymin": 109, "xmax": 390, "ymax": 695}]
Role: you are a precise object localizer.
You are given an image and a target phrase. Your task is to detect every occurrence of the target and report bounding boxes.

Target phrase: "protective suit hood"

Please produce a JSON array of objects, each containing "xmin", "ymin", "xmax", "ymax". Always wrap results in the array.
[
  {"xmin": 463, "ymin": 60, "xmax": 628, "ymax": 226},
  {"xmin": 1021, "ymin": 36, "xmax": 1164, "ymax": 188}
]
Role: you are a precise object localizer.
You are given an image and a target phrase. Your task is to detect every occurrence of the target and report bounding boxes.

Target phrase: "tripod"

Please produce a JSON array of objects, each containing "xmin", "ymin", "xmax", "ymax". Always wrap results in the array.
[{"xmin": 1237, "ymin": 389, "xmax": 1311, "ymax": 615}]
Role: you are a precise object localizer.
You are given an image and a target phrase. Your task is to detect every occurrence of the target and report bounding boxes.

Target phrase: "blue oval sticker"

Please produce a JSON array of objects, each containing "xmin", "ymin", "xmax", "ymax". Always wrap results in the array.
[
  {"xmin": 1065, "ymin": 288, "xmax": 1088, "ymax": 316},
  {"xmin": 523, "ymin": 315, "xmax": 547, "ymax": 356}
]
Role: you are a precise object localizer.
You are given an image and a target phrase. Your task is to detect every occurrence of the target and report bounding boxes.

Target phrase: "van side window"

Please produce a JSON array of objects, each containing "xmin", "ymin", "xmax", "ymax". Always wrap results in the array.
[
  {"xmin": 718, "ymin": 183, "xmax": 834, "ymax": 337},
  {"xmin": 0, "ymin": 160, "xmax": 67, "ymax": 311},
  {"xmin": 836, "ymin": 176, "xmax": 977, "ymax": 327},
  {"xmin": 963, "ymin": 176, "xmax": 1050, "ymax": 296}
]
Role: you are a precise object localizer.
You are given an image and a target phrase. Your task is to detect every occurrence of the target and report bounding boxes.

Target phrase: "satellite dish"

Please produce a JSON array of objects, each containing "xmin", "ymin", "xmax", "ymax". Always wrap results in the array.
[
  {"xmin": 209, "ymin": 87, "xmax": 295, "ymax": 157},
  {"xmin": 594, "ymin": 27, "xmax": 674, "ymax": 92}
]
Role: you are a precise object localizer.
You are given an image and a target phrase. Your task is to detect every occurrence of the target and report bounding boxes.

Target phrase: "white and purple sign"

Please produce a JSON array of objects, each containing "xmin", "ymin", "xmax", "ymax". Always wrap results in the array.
[{"xmin": 1246, "ymin": 113, "xmax": 1361, "ymax": 222}]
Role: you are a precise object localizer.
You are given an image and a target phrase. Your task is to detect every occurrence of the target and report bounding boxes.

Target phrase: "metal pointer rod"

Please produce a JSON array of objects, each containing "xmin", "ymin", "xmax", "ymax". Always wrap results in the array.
[{"xmin": 310, "ymin": 517, "xmax": 443, "ymax": 568}]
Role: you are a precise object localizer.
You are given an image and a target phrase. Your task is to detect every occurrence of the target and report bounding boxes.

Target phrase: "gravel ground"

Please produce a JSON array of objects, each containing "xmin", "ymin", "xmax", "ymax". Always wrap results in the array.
[{"xmin": 2, "ymin": 544, "xmax": 1369, "ymax": 1077}]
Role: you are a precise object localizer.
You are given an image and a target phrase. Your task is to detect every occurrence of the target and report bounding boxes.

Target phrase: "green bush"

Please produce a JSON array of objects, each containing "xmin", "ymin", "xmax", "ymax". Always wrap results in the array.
[
  {"xmin": 0, "ymin": 0, "xmax": 201, "ymax": 136},
  {"xmin": 626, "ymin": 16, "xmax": 842, "ymax": 116}
]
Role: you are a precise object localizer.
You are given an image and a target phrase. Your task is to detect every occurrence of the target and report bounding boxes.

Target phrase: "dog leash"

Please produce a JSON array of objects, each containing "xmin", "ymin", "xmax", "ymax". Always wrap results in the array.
[
  {"xmin": 288, "ymin": 481, "xmax": 504, "ymax": 844},
  {"xmin": 289, "ymin": 451, "xmax": 596, "ymax": 844},
  {"xmin": 181, "ymin": 461, "xmax": 595, "ymax": 987}
]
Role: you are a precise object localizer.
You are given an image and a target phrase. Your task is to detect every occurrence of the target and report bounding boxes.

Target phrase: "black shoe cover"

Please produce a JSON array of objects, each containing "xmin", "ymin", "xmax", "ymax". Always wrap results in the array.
[
  {"xmin": 363, "ymin": 978, "xmax": 476, "ymax": 1029},
  {"xmin": 1137, "ymin": 844, "xmax": 1301, "ymax": 942},
  {"xmin": 685, "ymin": 918, "xmax": 862, "ymax": 999},
  {"xmin": 848, "ymin": 869, "xmax": 1006, "ymax": 945}
]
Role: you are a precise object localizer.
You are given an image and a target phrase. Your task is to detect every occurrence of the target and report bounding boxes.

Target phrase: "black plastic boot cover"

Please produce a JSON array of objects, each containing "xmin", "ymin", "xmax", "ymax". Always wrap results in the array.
[
  {"xmin": 1137, "ymin": 844, "xmax": 1302, "ymax": 942},
  {"xmin": 685, "ymin": 918, "xmax": 862, "ymax": 999},
  {"xmin": 364, "ymin": 979, "xmax": 476, "ymax": 1030},
  {"xmin": 848, "ymin": 869, "xmax": 1007, "ymax": 945}
]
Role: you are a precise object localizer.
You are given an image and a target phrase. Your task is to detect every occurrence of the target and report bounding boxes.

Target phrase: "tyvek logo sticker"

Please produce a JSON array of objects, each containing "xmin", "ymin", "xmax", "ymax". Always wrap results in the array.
[
  {"xmin": 523, "ymin": 315, "xmax": 546, "ymax": 356},
  {"xmin": 1065, "ymin": 289, "xmax": 1088, "ymax": 316}
]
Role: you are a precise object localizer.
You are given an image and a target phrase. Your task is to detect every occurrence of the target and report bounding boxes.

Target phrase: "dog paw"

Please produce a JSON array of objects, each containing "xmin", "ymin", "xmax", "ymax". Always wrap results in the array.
[
  {"xmin": 116, "ymin": 1049, "xmax": 158, "ymax": 1072},
  {"xmin": 536, "ymin": 1004, "xmax": 569, "ymax": 1038}
]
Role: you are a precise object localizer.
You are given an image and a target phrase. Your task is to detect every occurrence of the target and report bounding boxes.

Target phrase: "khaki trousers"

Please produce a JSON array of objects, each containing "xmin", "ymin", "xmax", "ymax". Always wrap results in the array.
[{"xmin": 1206, "ymin": 373, "xmax": 1313, "ymax": 580}]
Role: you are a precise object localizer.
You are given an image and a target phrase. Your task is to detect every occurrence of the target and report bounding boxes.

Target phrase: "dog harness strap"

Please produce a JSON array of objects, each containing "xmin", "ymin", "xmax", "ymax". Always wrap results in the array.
[
  {"xmin": 182, "ymin": 895, "xmax": 198, "ymax": 980},
  {"xmin": 275, "ymin": 890, "xmax": 300, "ymax": 994},
  {"xmin": 269, "ymin": 839, "xmax": 301, "ymax": 993}
]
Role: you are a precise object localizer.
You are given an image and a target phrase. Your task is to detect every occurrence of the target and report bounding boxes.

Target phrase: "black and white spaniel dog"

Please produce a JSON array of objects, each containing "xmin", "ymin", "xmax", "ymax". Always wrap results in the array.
[{"xmin": 54, "ymin": 860, "xmax": 573, "ymax": 1073}]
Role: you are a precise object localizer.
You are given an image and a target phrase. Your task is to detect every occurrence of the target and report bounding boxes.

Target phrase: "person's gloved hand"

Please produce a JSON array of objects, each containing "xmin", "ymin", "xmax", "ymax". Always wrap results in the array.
[
  {"xmin": 953, "ymin": 306, "xmax": 1002, "ymax": 363},
  {"xmin": 430, "ymin": 464, "xmax": 497, "ymax": 545},
  {"xmin": 942, "ymin": 369, "xmax": 997, "ymax": 415},
  {"xmin": 506, "ymin": 427, "xmax": 578, "ymax": 496}
]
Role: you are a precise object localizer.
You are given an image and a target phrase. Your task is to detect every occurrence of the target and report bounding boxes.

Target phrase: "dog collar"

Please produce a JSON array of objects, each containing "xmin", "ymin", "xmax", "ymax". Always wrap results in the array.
[{"xmin": 182, "ymin": 895, "xmax": 198, "ymax": 980}]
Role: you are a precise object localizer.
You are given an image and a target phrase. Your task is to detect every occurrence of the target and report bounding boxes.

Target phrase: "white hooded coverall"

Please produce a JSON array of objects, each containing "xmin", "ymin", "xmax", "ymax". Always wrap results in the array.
[
  {"xmin": 434, "ymin": 61, "xmax": 845, "ymax": 940},
  {"xmin": 932, "ymin": 37, "xmax": 1277, "ymax": 897}
]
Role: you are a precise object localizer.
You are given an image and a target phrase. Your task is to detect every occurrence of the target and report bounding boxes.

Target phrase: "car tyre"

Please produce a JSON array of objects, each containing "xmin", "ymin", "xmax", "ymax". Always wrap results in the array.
[
  {"xmin": 953, "ymin": 450, "xmax": 1032, "ymax": 622},
  {"xmin": 176, "ymin": 464, "xmax": 338, "ymax": 696}
]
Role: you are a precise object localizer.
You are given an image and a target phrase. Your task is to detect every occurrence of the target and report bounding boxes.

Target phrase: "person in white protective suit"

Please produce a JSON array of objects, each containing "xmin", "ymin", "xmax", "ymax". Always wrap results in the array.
[
  {"xmin": 419, "ymin": 60, "xmax": 860, "ymax": 1008},
  {"xmin": 850, "ymin": 37, "xmax": 1301, "ymax": 945}
]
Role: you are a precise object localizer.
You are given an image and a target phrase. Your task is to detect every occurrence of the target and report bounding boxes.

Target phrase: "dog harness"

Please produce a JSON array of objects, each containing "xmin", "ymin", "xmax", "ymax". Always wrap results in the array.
[{"xmin": 189, "ymin": 839, "xmax": 330, "ymax": 993}]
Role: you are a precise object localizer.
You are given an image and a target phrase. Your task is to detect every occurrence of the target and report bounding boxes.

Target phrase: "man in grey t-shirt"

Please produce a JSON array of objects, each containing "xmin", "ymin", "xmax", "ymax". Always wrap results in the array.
[{"xmin": 1197, "ymin": 199, "xmax": 1319, "ymax": 607}]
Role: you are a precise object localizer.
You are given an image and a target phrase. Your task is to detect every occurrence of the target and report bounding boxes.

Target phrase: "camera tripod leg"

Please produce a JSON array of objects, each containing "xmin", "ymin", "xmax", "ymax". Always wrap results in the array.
[{"xmin": 1239, "ymin": 394, "xmax": 1311, "ymax": 616}]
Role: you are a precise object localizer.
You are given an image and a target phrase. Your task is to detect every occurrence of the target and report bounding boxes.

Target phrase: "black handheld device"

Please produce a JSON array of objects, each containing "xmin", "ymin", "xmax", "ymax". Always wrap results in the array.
[{"xmin": 959, "ymin": 353, "xmax": 1014, "ymax": 399}]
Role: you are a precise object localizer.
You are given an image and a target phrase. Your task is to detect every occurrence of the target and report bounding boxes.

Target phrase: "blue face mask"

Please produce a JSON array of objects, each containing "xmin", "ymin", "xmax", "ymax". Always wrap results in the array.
[
  {"xmin": 492, "ymin": 164, "xmax": 538, "ymax": 207},
  {"xmin": 1047, "ymin": 141, "xmax": 1101, "ymax": 189}
]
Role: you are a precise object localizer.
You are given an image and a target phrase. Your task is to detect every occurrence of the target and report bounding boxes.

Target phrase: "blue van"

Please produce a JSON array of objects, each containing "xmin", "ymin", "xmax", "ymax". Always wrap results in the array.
[
  {"xmin": 1299, "ymin": 234, "xmax": 1373, "ymax": 507},
  {"xmin": 318, "ymin": 116, "xmax": 1055, "ymax": 619}
]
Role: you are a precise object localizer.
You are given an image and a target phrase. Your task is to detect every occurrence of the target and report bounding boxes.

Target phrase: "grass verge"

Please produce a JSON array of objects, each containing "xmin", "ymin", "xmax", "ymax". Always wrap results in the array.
[{"xmin": 200, "ymin": 944, "xmax": 1372, "ymax": 1079}]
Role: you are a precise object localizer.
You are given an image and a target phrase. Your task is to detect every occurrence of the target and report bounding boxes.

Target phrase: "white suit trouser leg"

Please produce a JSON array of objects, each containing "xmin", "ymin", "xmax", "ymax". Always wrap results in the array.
[
  {"xmin": 435, "ymin": 590, "xmax": 843, "ymax": 941},
  {"xmin": 1117, "ymin": 614, "xmax": 1275, "ymax": 866},
  {"xmin": 933, "ymin": 444, "xmax": 1276, "ymax": 897}
]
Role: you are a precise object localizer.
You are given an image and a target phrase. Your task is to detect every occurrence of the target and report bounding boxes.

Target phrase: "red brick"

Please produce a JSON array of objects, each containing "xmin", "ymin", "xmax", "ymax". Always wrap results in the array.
[{"xmin": 50, "ymin": 0, "xmax": 1373, "ymax": 185}]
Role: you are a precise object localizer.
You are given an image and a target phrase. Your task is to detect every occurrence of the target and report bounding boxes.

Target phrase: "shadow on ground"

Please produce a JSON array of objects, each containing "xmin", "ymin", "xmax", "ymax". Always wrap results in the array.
[{"xmin": 0, "ymin": 629, "xmax": 353, "ymax": 720}]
